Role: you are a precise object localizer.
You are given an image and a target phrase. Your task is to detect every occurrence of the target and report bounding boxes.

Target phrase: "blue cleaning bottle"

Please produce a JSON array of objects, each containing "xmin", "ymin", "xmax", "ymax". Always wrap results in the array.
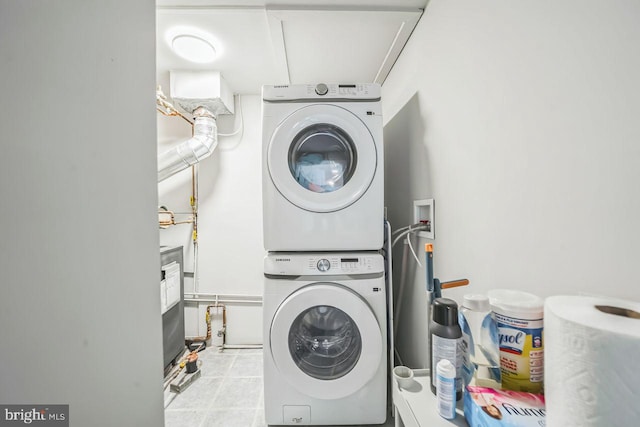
[{"xmin": 459, "ymin": 294, "xmax": 501, "ymax": 388}]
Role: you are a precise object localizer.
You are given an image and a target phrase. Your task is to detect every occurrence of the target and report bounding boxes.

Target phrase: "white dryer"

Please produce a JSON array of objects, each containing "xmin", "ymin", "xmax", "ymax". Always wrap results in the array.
[
  {"xmin": 263, "ymin": 252, "xmax": 387, "ymax": 426},
  {"xmin": 262, "ymin": 83, "xmax": 384, "ymax": 251}
]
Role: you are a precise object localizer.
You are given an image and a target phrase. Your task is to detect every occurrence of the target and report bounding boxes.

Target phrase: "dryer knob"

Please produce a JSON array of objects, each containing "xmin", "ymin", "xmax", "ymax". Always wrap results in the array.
[
  {"xmin": 316, "ymin": 259, "xmax": 330, "ymax": 272},
  {"xmin": 315, "ymin": 83, "xmax": 329, "ymax": 96}
]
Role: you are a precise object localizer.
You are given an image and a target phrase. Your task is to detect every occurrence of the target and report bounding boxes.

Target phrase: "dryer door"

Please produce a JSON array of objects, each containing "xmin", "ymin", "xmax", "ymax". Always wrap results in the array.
[
  {"xmin": 266, "ymin": 104, "xmax": 377, "ymax": 213},
  {"xmin": 270, "ymin": 283, "xmax": 382, "ymax": 400}
]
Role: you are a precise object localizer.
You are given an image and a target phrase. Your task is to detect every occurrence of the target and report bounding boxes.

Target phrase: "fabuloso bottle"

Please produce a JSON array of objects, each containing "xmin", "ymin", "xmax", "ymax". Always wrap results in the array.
[{"xmin": 429, "ymin": 298, "xmax": 463, "ymax": 400}]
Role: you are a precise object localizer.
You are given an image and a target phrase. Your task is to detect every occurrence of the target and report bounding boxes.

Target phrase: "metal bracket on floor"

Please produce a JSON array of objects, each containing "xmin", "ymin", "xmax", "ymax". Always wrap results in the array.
[{"xmin": 169, "ymin": 367, "xmax": 202, "ymax": 393}]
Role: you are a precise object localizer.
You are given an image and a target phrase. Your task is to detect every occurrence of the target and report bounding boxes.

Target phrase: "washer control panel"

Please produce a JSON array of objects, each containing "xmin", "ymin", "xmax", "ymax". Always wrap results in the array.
[
  {"xmin": 265, "ymin": 253, "xmax": 384, "ymax": 276},
  {"xmin": 306, "ymin": 255, "xmax": 377, "ymax": 274}
]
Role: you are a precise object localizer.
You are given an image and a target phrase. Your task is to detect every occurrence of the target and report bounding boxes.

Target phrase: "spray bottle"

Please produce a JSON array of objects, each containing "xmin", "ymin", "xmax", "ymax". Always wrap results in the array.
[{"xmin": 429, "ymin": 297, "xmax": 463, "ymax": 401}]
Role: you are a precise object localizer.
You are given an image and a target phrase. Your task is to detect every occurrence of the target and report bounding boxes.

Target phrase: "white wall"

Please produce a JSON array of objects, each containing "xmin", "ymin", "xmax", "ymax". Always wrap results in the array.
[
  {"xmin": 0, "ymin": 1, "xmax": 164, "ymax": 426},
  {"xmin": 158, "ymin": 94, "xmax": 264, "ymax": 345},
  {"xmin": 383, "ymin": 0, "xmax": 640, "ymax": 368}
]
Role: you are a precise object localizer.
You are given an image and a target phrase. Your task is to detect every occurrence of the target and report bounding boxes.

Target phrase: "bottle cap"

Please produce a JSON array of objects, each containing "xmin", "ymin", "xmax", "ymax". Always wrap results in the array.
[
  {"xmin": 463, "ymin": 294, "xmax": 490, "ymax": 311},
  {"xmin": 436, "ymin": 358, "xmax": 456, "ymax": 377},
  {"xmin": 488, "ymin": 289, "xmax": 544, "ymax": 319},
  {"xmin": 432, "ymin": 298, "xmax": 459, "ymax": 326}
]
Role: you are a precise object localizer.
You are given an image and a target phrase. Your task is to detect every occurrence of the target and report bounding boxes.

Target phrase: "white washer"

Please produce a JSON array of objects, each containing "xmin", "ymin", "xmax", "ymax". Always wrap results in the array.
[
  {"xmin": 263, "ymin": 252, "xmax": 387, "ymax": 426},
  {"xmin": 262, "ymin": 83, "xmax": 384, "ymax": 251}
]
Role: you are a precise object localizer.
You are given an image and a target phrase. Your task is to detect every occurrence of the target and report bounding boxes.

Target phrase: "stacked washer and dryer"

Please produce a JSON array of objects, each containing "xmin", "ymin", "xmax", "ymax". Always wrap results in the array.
[{"xmin": 262, "ymin": 83, "xmax": 388, "ymax": 426}]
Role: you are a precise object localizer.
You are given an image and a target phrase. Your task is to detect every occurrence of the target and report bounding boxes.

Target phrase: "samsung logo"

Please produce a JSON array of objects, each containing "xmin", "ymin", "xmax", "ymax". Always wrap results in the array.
[{"xmin": 275, "ymin": 258, "xmax": 291, "ymax": 262}]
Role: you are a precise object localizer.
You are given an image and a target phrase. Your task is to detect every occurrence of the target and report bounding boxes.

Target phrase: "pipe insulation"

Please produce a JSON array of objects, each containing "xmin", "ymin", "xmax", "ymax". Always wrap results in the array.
[{"xmin": 157, "ymin": 114, "xmax": 217, "ymax": 182}]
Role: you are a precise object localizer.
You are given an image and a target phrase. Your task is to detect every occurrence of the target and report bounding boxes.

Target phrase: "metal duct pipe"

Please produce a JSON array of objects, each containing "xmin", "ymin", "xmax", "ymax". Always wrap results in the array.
[{"xmin": 157, "ymin": 108, "xmax": 217, "ymax": 182}]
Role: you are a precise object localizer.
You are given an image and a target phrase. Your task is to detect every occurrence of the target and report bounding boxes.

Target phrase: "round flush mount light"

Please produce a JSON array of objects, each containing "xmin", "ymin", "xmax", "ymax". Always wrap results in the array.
[
  {"xmin": 166, "ymin": 27, "xmax": 221, "ymax": 64},
  {"xmin": 172, "ymin": 35, "xmax": 216, "ymax": 63}
]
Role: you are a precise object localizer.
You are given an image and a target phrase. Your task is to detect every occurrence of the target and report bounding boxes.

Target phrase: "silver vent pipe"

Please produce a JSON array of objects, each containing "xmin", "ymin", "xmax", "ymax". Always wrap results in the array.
[{"xmin": 157, "ymin": 107, "xmax": 217, "ymax": 182}]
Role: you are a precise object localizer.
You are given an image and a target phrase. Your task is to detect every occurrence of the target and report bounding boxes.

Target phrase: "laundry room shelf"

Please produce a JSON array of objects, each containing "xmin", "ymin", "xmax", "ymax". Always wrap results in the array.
[{"xmin": 392, "ymin": 369, "xmax": 468, "ymax": 427}]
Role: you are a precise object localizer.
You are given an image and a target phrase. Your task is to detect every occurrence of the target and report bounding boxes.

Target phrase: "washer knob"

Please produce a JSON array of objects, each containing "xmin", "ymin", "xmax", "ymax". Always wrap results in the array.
[
  {"xmin": 315, "ymin": 83, "xmax": 329, "ymax": 96},
  {"xmin": 316, "ymin": 259, "xmax": 330, "ymax": 272}
]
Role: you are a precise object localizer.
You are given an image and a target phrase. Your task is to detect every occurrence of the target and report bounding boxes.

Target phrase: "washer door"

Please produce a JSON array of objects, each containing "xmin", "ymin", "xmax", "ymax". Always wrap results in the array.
[
  {"xmin": 270, "ymin": 283, "xmax": 382, "ymax": 400},
  {"xmin": 267, "ymin": 104, "xmax": 377, "ymax": 213}
]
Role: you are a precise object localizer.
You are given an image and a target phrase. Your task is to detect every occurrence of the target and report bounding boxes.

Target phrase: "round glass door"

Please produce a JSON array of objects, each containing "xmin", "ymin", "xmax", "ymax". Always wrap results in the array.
[
  {"xmin": 270, "ymin": 283, "xmax": 382, "ymax": 400},
  {"xmin": 267, "ymin": 104, "xmax": 377, "ymax": 213},
  {"xmin": 289, "ymin": 124, "xmax": 357, "ymax": 194},
  {"xmin": 288, "ymin": 305, "xmax": 361, "ymax": 380}
]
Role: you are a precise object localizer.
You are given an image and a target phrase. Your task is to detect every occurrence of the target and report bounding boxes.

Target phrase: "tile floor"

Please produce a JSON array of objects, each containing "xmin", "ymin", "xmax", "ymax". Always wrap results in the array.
[
  {"xmin": 164, "ymin": 348, "xmax": 264, "ymax": 427},
  {"xmin": 164, "ymin": 348, "xmax": 395, "ymax": 427}
]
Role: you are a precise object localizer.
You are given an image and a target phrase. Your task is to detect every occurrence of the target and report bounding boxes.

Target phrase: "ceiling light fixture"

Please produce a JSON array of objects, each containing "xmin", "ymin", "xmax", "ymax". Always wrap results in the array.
[{"xmin": 166, "ymin": 27, "xmax": 220, "ymax": 64}]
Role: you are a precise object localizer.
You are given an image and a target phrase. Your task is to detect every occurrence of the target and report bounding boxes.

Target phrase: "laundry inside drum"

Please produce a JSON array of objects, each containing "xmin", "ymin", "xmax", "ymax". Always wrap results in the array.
[
  {"xmin": 288, "ymin": 305, "xmax": 362, "ymax": 380},
  {"xmin": 288, "ymin": 124, "xmax": 357, "ymax": 193}
]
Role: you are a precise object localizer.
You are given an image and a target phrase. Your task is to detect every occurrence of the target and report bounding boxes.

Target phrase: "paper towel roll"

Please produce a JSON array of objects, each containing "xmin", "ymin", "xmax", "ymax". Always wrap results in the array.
[{"xmin": 545, "ymin": 295, "xmax": 640, "ymax": 427}]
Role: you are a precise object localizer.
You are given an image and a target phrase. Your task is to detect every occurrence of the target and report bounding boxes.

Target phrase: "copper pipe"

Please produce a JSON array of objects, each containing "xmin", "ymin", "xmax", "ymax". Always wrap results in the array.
[
  {"xmin": 173, "ymin": 219, "xmax": 195, "ymax": 225},
  {"xmin": 188, "ymin": 303, "xmax": 226, "ymax": 348},
  {"xmin": 158, "ymin": 209, "xmax": 194, "ymax": 227},
  {"xmin": 206, "ymin": 303, "xmax": 226, "ymax": 347},
  {"xmin": 156, "ymin": 106, "xmax": 191, "ymax": 121},
  {"xmin": 190, "ymin": 162, "xmax": 199, "ymax": 293},
  {"xmin": 158, "ymin": 209, "xmax": 174, "ymax": 227},
  {"xmin": 157, "ymin": 108, "xmax": 192, "ymax": 125},
  {"xmin": 156, "ymin": 86, "xmax": 193, "ymax": 125},
  {"xmin": 191, "ymin": 164, "xmax": 198, "ymax": 239}
]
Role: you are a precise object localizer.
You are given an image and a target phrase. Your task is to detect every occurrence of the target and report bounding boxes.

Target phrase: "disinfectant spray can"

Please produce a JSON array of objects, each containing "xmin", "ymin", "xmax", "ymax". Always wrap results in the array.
[{"xmin": 430, "ymin": 298, "xmax": 463, "ymax": 400}]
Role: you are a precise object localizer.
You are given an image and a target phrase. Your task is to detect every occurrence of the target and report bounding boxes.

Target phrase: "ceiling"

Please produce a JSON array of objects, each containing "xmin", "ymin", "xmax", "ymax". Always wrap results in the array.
[{"xmin": 156, "ymin": 1, "xmax": 428, "ymax": 95}]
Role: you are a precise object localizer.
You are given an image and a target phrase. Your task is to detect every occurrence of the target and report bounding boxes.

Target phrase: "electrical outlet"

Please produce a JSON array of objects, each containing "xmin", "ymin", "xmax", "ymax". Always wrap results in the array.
[{"xmin": 413, "ymin": 199, "xmax": 434, "ymax": 239}]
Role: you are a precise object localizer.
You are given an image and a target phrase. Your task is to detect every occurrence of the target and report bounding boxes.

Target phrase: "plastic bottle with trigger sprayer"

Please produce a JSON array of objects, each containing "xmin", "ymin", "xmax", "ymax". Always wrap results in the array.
[{"xmin": 459, "ymin": 294, "xmax": 502, "ymax": 388}]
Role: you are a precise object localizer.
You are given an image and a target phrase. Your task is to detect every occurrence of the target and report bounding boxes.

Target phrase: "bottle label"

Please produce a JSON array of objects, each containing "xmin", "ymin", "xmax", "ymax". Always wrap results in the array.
[
  {"xmin": 481, "ymin": 313, "xmax": 502, "ymax": 367},
  {"xmin": 431, "ymin": 334, "xmax": 462, "ymax": 393},
  {"xmin": 458, "ymin": 313, "xmax": 474, "ymax": 386},
  {"xmin": 436, "ymin": 374, "xmax": 456, "ymax": 419},
  {"xmin": 459, "ymin": 311, "xmax": 503, "ymax": 387},
  {"xmin": 493, "ymin": 312, "xmax": 544, "ymax": 393}
]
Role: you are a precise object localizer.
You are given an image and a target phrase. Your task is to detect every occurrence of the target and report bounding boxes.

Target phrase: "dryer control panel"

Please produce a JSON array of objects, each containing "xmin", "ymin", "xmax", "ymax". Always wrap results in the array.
[
  {"xmin": 265, "ymin": 252, "xmax": 384, "ymax": 276},
  {"xmin": 262, "ymin": 83, "xmax": 381, "ymax": 102}
]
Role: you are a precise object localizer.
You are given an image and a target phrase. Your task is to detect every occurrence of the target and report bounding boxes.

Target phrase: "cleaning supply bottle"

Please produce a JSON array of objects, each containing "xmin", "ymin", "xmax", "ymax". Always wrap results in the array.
[
  {"xmin": 459, "ymin": 294, "xmax": 502, "ymax": 388},
  {"xmin": 436, "ymin": 359, "xmax": 457, "ymax": 420},
  {"xmin": 488, "ymin": 289, "xmax": 544, "ymax": 393},
  {"xmin": 429, "ymin": 297, "xmax": 462, "ymax": 400}
]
